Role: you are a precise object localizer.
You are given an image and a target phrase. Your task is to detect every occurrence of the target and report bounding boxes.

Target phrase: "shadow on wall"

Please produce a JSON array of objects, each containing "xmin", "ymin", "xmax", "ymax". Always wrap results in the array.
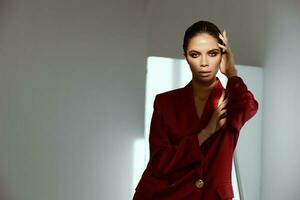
[
  {"xmin": 0, "ymin": 0, "xmax": 14, "ymax": 27},
  {"xmin": 0, "ymin": 173, "xmax": 13, "ymax": 200},
  {"xmin": 1, "ymin": 1, "xmax": 16, "ymax": 200}
]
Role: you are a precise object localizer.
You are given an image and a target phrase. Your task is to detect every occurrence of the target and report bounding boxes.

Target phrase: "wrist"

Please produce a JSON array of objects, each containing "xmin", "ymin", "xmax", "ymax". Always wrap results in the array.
[
  {"xmin": 197, "ymin": 129, "xmax": 212, "ymax": 146},
  {"xmin": 203, "ymin": 126, "xmax": 214, "ymax": 136}
]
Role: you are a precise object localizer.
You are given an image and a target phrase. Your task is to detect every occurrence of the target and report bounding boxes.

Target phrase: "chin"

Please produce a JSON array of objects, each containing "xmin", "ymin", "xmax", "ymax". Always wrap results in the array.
[{"xmin": 194, "ymin": 75, "xmax": 216, "ymax": 83}]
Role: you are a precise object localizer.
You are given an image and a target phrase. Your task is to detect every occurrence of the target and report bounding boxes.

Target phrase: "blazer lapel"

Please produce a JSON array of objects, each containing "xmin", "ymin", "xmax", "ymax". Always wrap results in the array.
[{"xmin": 183, "ymin": 77, "xmax": 224, "ymax": 129}]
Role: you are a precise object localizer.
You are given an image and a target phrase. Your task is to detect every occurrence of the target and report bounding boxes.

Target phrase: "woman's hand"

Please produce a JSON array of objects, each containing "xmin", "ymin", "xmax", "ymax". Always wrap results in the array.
[
  {"xmin": 197, "ymin": 90, "xmax": 228, "ymax": 145},
  {"xmin": 218, "ymin": 30, "xmax": 237, "ymax": 77},
  {"xmin": 206, "ymin": 90, "xmax": 228, "ymax": 135}
]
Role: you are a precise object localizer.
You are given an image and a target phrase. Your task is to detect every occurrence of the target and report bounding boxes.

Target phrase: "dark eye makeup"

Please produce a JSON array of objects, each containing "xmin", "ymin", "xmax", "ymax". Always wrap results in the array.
[{"xmin": 189, "ymin": 50, "xmax": 219, "ymax": 58}]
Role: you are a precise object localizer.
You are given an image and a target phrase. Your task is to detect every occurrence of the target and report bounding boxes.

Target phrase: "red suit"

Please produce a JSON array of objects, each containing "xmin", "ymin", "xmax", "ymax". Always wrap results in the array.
[{"xmin": 133, "ymin": 76, "xmax": 259, "ymax": 200}]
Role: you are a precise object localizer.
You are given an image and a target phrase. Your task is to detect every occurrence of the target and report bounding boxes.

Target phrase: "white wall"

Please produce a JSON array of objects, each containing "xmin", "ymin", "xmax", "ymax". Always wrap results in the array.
[
  {"xmin": 261, "ymin": 1, "xmax": 300, "ymax": 199},
  {"xmin": 233, "ymin": 66, "xmax": 263, "ymax": 200},
  {"xmin": 0, "ymin": 1, "xmax": 147, "ymax": 200}
]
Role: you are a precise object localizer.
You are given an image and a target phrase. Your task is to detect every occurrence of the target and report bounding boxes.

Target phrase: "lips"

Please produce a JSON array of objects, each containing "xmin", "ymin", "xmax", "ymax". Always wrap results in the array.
[{"xmin": 198, "ymin": 71, "xmax": 211, "ymax": 76}]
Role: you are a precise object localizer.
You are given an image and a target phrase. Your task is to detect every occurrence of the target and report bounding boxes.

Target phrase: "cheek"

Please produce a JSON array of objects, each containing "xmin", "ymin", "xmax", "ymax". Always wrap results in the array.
[
  {"xmin": 211, "ymin": 56, "xmax": 222, "ymax": 66},
  {"xmin": 187, "ymin": 59, "xmax": 197, "ymax": 68},
  {"xmin": 209, "ymin": 58, "xmax": 221, "ymax": 71}
]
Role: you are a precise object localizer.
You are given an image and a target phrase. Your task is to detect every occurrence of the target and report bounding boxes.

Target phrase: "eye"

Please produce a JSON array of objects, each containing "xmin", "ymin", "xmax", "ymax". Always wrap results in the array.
[
  {"xmin": 190, "ymin": 53, "xmax": 198, "ymax": 58},
  {"xmin": 208, "ymin": 52, "xmax": 218, "ymax": 57}
]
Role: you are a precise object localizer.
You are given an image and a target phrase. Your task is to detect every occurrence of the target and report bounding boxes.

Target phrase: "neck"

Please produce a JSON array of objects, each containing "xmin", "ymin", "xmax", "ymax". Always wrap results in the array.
[{"xmin": 191, "ymin": 76, "xmax": 217, "ymax": 99}]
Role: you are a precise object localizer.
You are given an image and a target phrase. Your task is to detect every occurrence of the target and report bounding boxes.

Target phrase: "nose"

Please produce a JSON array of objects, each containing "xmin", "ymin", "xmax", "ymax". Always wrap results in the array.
[{"xmin": 200, "ymin": 55, "xmax": 208, "ymax": 67}]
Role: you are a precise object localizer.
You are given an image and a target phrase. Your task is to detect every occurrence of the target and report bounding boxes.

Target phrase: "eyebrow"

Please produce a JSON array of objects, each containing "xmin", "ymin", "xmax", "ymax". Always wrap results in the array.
[{"xmin": 188, "ymin": 49, "xmax": 220, "ymax": 53}]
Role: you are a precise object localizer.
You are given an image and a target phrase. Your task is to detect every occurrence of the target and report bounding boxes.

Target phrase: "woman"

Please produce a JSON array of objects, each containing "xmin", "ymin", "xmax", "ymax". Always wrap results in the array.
[{"xmin": 133, "ymin": 20, "xmax": 258, "ymax": 200}]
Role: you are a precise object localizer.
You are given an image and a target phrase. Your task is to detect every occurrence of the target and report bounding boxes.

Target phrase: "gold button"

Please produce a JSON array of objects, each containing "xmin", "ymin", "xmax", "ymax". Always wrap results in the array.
[{"xmin": 195, "ymin": 179, "xmax": 204, "ymax": 188}]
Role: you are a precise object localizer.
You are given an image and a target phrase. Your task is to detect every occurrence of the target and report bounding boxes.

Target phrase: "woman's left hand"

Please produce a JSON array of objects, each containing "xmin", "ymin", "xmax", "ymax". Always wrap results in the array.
[{"xmin": 218, "ymin": 30, "xmax": 237, "ymax": 77}]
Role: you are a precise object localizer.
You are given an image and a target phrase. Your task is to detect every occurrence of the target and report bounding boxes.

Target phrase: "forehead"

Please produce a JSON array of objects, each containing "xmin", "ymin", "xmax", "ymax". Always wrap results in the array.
[{"xmin": 187, "ymin": 33, "xmax": 218, "ymax": 51}]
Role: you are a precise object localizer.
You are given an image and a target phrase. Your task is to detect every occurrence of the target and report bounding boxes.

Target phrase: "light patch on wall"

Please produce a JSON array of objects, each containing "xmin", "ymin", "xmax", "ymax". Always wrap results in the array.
[{"xmin": 132, "ymin": 138, "xmax": 145, "ymax": 198}]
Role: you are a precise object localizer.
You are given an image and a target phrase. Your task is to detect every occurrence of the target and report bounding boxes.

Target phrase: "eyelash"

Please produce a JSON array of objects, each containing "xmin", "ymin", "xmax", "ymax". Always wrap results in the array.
[{"xmin": 190, "ymin": 52, "xmax": 218, "ymax": 58}]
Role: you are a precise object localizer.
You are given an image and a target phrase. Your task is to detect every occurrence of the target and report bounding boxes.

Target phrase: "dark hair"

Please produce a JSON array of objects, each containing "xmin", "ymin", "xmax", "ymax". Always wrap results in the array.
[{"xmin": 183, "ymin": 20, "xmax": 225, "ymax": 55}]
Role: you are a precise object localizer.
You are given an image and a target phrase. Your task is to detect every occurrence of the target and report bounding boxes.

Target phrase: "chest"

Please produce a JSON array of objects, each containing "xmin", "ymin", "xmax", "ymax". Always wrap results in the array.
[
  {"xmin": 194, "ymin": 97, "xmax": 208, "ymax": 121},
  {"xmin": 164, "ymin": 96, "xmax": 212, "ymax": 145}
]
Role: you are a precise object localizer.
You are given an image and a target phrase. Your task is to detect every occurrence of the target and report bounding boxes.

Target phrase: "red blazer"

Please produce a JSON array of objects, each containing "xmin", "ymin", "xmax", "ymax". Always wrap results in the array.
[{"xmin": 133, "ymin": 76, "xmax": 259, "ymax": 200}]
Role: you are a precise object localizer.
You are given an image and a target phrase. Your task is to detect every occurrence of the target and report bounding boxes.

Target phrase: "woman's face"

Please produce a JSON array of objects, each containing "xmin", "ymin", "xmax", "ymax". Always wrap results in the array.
[{"xmin": 183, "ymin": 33, "xmax": 222, "ymax": 83}]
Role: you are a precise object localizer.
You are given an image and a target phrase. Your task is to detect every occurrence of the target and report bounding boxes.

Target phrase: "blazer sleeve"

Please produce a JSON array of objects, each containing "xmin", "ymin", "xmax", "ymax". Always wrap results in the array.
[
  {"xmin": 226, "ymin": 75, "xmax": 259, "ymax": 132},
  {"xmin": 148, "ymin": 95, "xmax": 204, "ymax": 178}
]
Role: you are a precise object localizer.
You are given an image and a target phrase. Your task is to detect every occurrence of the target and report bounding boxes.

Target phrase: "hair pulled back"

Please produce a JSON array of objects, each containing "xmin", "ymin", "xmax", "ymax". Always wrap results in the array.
[{"xmin": 183, "ymin": 20, "xmax": 225, "ymax": 55}]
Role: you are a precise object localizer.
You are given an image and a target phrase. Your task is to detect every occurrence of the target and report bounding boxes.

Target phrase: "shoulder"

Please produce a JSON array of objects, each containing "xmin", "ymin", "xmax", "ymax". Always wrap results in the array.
[
  {"xmin": 151, "ymin": 80, "xmax": 192, "ymax": 109},
  {"xmin": 155, "ymin": 87, "xmax": 186, "ymax": 102},
  {"xmin": 152, "ymin": 87, "xmax": 187, "ymax": 111}
]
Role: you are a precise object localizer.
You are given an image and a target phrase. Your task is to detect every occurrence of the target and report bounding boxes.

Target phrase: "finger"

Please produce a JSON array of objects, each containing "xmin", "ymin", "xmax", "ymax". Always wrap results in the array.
[
  {"xmin": 218, "ymin": 94, "xmax": 228, "ymax": 111},
  {"xmin": 224, "ymin": 30, "xmax": 229, "ymax": 43},
  {"xmin": 220, "ymin": 118, "xmax": 227, "ymax": 127},
  {"xmin": 220, "ymin": 96, "xmax": 226, "ymax": 104},
  {"xmin": 218, "ymin": 102, "xmax": 226, "ymax": 111},
  {"xmin": 219, "ymin": 33, "xmax": 227, "ymax": 45},
  {"xmin": 218, "ymin": 109, "xmax": 227, "ymax": 118},
  {"xmin": 218, "ymin": 43, "xmax": 232, "ymax": 55},
  {"xmin": 218, "ymin": 43, "xmax": 226, "ymax": 49},
  {"xmin": 219, "ymin": 96, "xmax": 229, "ymax": 108},
  {"xmin": 218, "ymin": 92, "xmax": 224, "ymax": 107},
  {"xmin": 219, "ymin": 31, "xmax": 231, "ymax": 51},
  {"xmin": 220, "ymin": 108, "xmax": 227, "ymax": 114},
  {"xmin": 219, "ymin": 115, "xmax": 226, "ymax": 121},
  {"xmin": 218, "ymin": 118, "xmax": 226, "ymax": 130},
  {"xmin": 224, "ymin": 93, "xmax": 230, "ymax": 102},
  {"xmin": 222, "ymin": 97, "xmax": 229, "ymax": 105},
  {"xmin": 217, "ymin": 105, "xmax": 227, "ymax": 114},
  {"xmin": 223, "ymin": 30, "xmax": 229, "ymax": 43},
  {"xmin": 218, "ymin": 91, "xmax": 225, "ymax": 107},
  {"xmin": 217, "ymin": 43, "xmax": 227, "ymax": 53},
  {"xmin": 220, "ymin": 102, "xmax": 229, "ymax": 114}
]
